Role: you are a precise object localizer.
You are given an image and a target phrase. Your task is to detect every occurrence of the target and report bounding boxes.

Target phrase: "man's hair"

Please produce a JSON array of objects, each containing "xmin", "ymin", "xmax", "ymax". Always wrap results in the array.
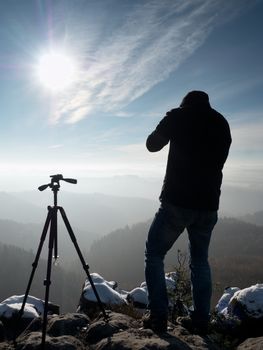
[{"xmin": 180, "ymin": 91, "xmax": 211, "ymax": 108}]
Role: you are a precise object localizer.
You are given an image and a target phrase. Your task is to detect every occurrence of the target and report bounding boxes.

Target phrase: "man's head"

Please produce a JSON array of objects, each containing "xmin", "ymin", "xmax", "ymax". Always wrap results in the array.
[{"xmin": 180, "ymin": 91, "xmax": 211, "ymax": 108}]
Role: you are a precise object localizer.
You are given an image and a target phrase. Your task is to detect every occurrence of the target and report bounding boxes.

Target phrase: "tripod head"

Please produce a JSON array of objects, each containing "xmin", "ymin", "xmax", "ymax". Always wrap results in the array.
[{"xmin": 38, "ymin": 174, "xmax": 77, "ymax": 192}]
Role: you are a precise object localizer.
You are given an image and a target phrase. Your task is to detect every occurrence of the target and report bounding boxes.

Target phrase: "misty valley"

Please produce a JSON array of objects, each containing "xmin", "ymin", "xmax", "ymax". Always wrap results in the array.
[{"xmin": 0, "ymin": 188, "xmax": 263, "ymax": 313}]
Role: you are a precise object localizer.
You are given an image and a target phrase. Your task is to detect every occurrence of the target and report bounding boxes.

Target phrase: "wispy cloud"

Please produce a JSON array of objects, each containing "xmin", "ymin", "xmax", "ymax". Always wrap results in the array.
[{"xmin": 51, "ymin": 0, "xmax": 253, "ymax": 124}]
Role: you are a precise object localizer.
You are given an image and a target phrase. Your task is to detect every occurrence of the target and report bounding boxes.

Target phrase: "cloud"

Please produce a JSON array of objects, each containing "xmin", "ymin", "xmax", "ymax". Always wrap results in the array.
[{"xmin": 50, "ymin": 0, "xmax": 252, "ymax": 124}]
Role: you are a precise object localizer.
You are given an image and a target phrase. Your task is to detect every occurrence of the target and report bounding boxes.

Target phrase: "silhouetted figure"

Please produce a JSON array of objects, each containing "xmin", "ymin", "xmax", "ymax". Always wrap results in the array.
[{"xmin": 143, "ymin": 91, "xmax": 231, "ymax": 334}]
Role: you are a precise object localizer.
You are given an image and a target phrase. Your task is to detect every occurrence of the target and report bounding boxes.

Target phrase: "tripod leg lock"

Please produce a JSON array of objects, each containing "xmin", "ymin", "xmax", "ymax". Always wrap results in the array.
[
  {"xmin": 85, "ymin": 264, "xmax": 90, "ymax": 269},
  {"xmin": 44, "ymin": 279, "xmax": 51, "ymax": 286}
]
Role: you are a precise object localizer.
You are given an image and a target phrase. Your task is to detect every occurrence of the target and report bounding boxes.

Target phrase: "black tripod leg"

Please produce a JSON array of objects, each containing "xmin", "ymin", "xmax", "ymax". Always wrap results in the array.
[
  {"xmin": 58, "ymin": 207, "xmax": 108, "ymax": 321},
  {"xmin": 41, "ymin": 207, "xmax": 57, "ymax": 349},
  {"xmin": 18, "ymin": 208, "xmax": 52, "ymax": 320}
]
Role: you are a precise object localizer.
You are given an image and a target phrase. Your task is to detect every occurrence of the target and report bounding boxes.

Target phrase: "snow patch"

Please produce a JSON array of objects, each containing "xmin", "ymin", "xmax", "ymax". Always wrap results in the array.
[{"xmin": 0, "ymin": 295, "xmax": 44, "ymax": 319}]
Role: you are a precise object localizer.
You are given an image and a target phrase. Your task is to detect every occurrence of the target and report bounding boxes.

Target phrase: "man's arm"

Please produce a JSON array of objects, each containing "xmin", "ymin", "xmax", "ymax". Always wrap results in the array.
[
  {"xmin": 146, "ymin": 130, "xmax": 169, "ymax": 152},
  {"xmin": 146, "ymin": 112, "xmax": 174, "ymax": 152}
]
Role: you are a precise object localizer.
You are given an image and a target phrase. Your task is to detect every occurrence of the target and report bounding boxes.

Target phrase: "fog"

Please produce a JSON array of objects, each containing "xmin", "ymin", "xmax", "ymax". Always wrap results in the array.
[{"xmin": 1, "ymin": 175, "xmax": 262, "ymax": 218}]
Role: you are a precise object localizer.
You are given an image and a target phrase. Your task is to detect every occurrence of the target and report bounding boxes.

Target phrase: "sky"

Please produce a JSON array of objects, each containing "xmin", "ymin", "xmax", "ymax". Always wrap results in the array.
[{"xmin": 0, "ymin": 0, "xmax": 263, "ymax": 193}]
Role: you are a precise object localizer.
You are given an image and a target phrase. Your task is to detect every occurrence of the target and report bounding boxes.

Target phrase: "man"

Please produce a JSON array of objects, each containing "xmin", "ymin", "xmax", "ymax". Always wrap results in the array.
[{"xmin": 143, "ymin": 91, "xmax": 231, "ymax": 334}]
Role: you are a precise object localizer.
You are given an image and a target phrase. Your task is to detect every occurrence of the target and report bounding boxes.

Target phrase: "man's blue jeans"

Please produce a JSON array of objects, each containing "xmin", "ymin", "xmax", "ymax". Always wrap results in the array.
[{"xmin": 145, "ymin": 202, "xmax": 218, "ymax": 322}]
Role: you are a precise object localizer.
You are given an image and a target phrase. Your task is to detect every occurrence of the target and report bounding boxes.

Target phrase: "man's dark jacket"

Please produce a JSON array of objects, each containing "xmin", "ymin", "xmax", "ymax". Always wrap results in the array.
[{"xmin": 146, "ymin": 91, "xmax": 232, "ymax": 211}]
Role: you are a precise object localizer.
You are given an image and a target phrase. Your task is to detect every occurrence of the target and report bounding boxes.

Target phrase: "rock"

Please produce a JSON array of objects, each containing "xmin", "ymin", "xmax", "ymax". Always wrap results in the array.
[
  {"xmin": 18, "ymin": 313, "xmax": 90, "ymax": 338},
  {"xmin": 94, "ymin": 329, "xmax": 187, "ymax": 350},
  {"xmin": 237, "ymin": 336, "xmax": 263, "ymax": 349},
  {"xmin": 0, "ymin": 343, "xmax": 11, "ymax": 350},
  {"xmin": 86, "ymin": 311, "xmax": 219, "ymax": 350},
  {"xmin": 0, "ymin": 321, "xmax": 5, "ymax": 342},
  {"xmin": 127, "ymin": 287, "xmax": 148, "ymax": 309},
  {"xmin": 47, "ymin": 313, "xmax": 90, "ymax": 337},
  {"xmin": 23, "ymin": 317, "xmax": 43, "ymax": 333},
  {"xmin": 16, "ymin": 331, "xmax": 85, "ymax": 350},
  {"xmin": 77, "ymin": 298, "xmax": 106, "ymax": 319},
  {"xmin": 82, "ymin": 276, "xmax": 126, "ymax": 305},
  {"xmin": 94, "ymin": 326, "xmax": 218, "ymax": 350},
  {"xmin": 171, "ymin": 325, "xmax": 220, "ymax": 350},
  {"xmin": 0, "ymin": 316, "xmax": 34, "ymax": 342},
  {"xmin": 78, "ymin": 273, "xmax": 126, "ymax": 319},
  {"xmin": 86, "ymin": 311, "xmax": 137, "ymax": 344},
  {"xmin": 215, "ymin": 287, "xmax": 240, "ymax": 315},
  {"xmin": 165, "ymin": 272, "xmax": 177, "ymax": 290},
  {"xmin": 228, "ymin": 284, "xmax": 263, "ymax": 320},
  {"xmin": 213, "ymin": 284, "xmax": 263, "ymax": 338},
  {"xmin": 0, "ymin": 295, "xmax": 59, "ymax": 320},
  {"xmin": 0, "ymin": 296, "xmax": 42, "ymax": 319}
]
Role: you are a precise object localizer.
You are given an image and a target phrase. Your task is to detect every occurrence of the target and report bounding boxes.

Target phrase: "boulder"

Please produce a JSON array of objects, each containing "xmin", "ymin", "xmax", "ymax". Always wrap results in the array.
[
  {"xmin": 214, "ymin": 284, "xmax": 263, "ymax": 337},
  {"xmin": 78, "ymin": 273, "xmax": 126, "ymax": 318},
  {"xmin": 47, "ymin": 313, "xmax": 90, "ymax": 337},
  {"xmin": 0, "ymin": 295, "xmax": 59, "ymax": 320},
  {"xmin": 94, "ymin": 325, "xmax": 219, "ymax": 350},
  {"xmin": 215, "ymin": 287, "xmax": 240, "ymax": 315},
  {"xmin": 85, "ymin": 311, "xmax": 138, "ymax": 344},
  {"xmin": 228, "ymin": 284, "xmax": 263, "ymax": 320},
  {"xmin": 16, "ymin": 332, "xmax": 85, "ymax": 350},
  {"xmin": 237, "ymin": 336, "xmax": 263, "ymax": 349},
  {"xmin": 0, "ymin": 321, "xmax": 5, "ymax": 342},
  {"xmin": 127, "ymin": 287, "xmax": 148, "ymax": 309}
]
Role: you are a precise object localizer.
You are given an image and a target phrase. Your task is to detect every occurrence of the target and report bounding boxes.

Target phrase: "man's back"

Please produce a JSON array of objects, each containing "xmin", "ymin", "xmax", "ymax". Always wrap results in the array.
[{"xmin": 146, "ymin": 92, "xmax": 232, "ymax": 210}]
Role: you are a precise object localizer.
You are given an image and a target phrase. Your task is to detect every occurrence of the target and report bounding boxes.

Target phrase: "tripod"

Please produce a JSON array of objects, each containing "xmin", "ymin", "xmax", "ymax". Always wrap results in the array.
[{"xmin": 17, "ymin": 174, "xmax": 108, "ymax": 349}]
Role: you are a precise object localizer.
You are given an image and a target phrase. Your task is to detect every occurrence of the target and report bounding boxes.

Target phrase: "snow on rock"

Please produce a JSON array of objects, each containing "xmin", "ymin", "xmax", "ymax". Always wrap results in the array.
[
  {"xmin": 0, "ymin": 295, "xmax": 44, "ymax": 319},
  {"xmin": 165, "ymin": 272, "xmax": 177, "ymax": 290},
  {"xmin": 228, "ymin": 284, "xmax": 263, "ymax": 319},
  {"xmin": 127, "ymin": 287, "xmax": 148, "ymax": 308},
  {"xmin": 214, "ymin": 284, "xmax": 263, "ymax": 337},
  {"xmin": 216, "ymin": 287, "xmax": 240, "ymax": 316},
  {"xmin": 82, "ymin": 272, "xmax": 179, "ymax": 309},
  {"xmin": 83, "ymin": 273, "xmax": 126, "ymax": 305},
  {"xmin": 87, "ymin": 273, "xmax": 118, "ymax": 290}
]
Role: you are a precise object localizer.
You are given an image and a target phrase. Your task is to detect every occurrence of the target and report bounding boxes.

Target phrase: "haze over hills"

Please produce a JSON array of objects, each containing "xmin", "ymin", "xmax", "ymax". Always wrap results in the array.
[
  {"xmin": 1, "ymin": 180, "xmax": 263, "ymax": 263},
  {"xmin": 220, "ymin": 185, "xmax": 263, "ymax": 217},
  {"xmin": 0, "ymin": 191, "xmax": 158, "ymax": 265},
  {"xmin": 1, "ymin": 178, "xmax": 263, "ymax": 313},
  {"xmin": 83, "ymin": 217, "xmax": 263, "ymax": 305},
  {"xmin": 0, "ymin": 179, "xmax": 262, "ymax": 266},
  {"xmin": 2, "ymin": 216, "xmax": 262, "ymax": 313},
  {"xmin": 3, "ymin": 175, "xmax": 263, "ymax": 217},
  {"xmin": 0, "ymin": 242, "xmax": 84, "ymax": 312},
  {"xmin": 0, "ymin": 191, "xmax": 158, "ymax": 235},
  {"xmin": 0, "ymin": 192, "xmax": 263, "ymax": 311},
  {"xmin": 240, "ymin": 211, "xmax": 263, "ymax": 226}
]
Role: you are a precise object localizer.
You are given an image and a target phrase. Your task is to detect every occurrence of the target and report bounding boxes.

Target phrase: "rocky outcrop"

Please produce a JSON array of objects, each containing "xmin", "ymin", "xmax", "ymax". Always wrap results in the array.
[
  {"xmin": 1, "ymin": 310, "xmax": 263, "ymax": 349},
  {"xmin": 0, "ymin": 321, "xmax": 4, "ymax": 342},
  {"xmin": 1, "ymin": 276, "xmax": 263, "ymax": 349},
  {"xmin": 86, "ymin": 312, "xmax": 219, "ymax": 350},
  {"xmin": 214, "ymin": 284, "xmax": 263, "ymax": 339},
  {"xmin": 237, "ymin": 336, "xmax": 263, "ymax": 349},
  {"xmin": 0, "ymin": 311, "xmax": 221, "ymax": 350},
  {"xmin": 16, "ymin": 332, "xmax": 85, "ymax": 350}
]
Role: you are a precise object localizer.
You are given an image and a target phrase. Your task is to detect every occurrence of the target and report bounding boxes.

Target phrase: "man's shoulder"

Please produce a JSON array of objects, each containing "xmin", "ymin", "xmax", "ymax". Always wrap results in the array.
[
  {"xmin": 165, "ymin": 107, "xmax": 182, "ymax": 117},
  {"xmin": 210, "ymin": 108, "xmax": 230, "ymax": 126}
]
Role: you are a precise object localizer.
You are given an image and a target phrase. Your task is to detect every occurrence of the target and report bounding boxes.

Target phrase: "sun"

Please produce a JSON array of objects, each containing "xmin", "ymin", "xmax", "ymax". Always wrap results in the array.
[{"xmin": 36, "ymin": 50, "xmax": 77, "ymax": 92}]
